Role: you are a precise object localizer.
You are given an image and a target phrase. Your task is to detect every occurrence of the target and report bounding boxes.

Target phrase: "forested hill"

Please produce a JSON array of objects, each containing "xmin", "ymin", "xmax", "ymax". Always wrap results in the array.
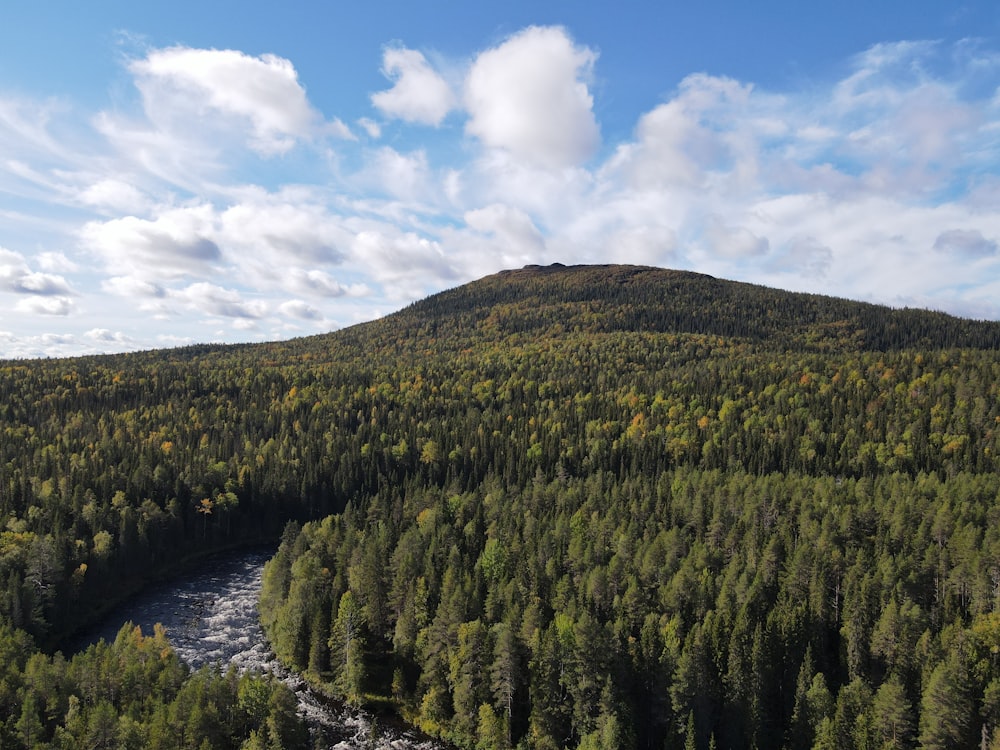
[
  {"xmin": 4, "ymin": 263, "xmax": 1000, "ymax": 748},
  {"xmin": 385, "ymin": 264, "xmax": 1000, "ymax": 352}
]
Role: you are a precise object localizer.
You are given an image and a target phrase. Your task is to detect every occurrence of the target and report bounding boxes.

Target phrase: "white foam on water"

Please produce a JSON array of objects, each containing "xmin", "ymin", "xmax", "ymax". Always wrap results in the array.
[{"xmin": 73, "ymin": 547, "xmax": 446, "ymax": 750}]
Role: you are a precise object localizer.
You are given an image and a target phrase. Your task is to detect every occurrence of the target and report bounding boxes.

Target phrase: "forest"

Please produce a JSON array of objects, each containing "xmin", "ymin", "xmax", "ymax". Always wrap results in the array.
[{"xmin": 3, "ymin": 263, "xmax": 1000, "ymax": 748}]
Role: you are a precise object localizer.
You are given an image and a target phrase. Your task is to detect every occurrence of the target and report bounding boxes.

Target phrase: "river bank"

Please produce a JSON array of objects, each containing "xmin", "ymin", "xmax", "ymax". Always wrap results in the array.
[{"xmin": 69, "ymin": 546, "xmax": 444, "ymax": 750}]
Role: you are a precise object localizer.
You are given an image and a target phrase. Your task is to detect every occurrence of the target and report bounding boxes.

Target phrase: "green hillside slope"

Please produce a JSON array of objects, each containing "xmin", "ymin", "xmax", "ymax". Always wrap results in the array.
[{"xmin": 395, "ymin": 264, "xmax": 1000, "ymax": 351}]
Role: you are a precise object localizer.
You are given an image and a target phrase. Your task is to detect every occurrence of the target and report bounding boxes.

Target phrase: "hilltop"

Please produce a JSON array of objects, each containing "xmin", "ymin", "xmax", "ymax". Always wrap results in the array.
[
  {"xmin": 265, "ymin": 264, "xmax": 1000, "ymax": 363},
  {"xmin": 400, "ymin": 263, "xmax": 1000, "ymax": 349}
]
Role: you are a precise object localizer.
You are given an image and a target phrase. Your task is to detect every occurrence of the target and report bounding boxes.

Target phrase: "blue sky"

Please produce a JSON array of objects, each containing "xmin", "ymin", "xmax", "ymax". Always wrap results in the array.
[{"xmin": 2, "ymin": 1, "xmax": 1000, "ymax": 357}]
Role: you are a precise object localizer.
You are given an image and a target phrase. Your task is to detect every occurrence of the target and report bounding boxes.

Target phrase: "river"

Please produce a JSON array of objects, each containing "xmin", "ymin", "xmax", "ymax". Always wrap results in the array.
[{"xmin": 71, "ymin": 546, "xmax": 443, "ymax": 750}]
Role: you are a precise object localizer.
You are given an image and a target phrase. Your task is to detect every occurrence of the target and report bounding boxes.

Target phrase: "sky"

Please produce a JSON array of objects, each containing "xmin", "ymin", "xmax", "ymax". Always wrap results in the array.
[{"xmin": 2, "ymin": 2, "xmax": 1000, "ymax": 358}]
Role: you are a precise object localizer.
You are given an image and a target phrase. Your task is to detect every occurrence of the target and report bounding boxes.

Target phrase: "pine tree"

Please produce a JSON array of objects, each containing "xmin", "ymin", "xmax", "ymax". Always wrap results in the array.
[
  {"xmin": 871, "ymin": 676, "xmax": 914, "ymax": 750},
  {"xmin": 919, "ymin": 659, "xmax": 974, "ymax": 749},
  {"xmin": 329, "ymin": 591, "xmax": 367, "ymax": 704}
]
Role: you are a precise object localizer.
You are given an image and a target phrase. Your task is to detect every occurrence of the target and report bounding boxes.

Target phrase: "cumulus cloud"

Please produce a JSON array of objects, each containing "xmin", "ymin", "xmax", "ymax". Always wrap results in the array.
[
  {"xmin": 768, "ymin": 236, "xmax": 834, "ymax": 278},
  {"xmin": 174, "ymin": 282, "xmax": 267, "ymax": 319},
  {"xmin": 933, "ymin": 229, "xmax": 997, "ymax": 257},
  {"xmin": 37, "ymin": 252, "xmax": 78, "ymax": 273},
  {"xmin": 0, "ymin": 248, "xmax": 33, "ymax": 280},
  {"xmin": 129, "ymin": 46, "xmax": 351, "ymax": 155},
  {"xmin": 703, "ymin": 218, "xmax": 770, "ymax": 259},
  {"xmin": 15, "ymin": 296, "xmax": 74, "ymax": 316},
  {"xmin": 454, "ymin": 203, "xmax": 548, "ymax": 269},
  {"xmin": 85, "ymin": 328, "xmax": 134, "ymax": 345},
  {"xmin": 352, "ymin": 229, "xmax": 457, "ymax": 299},
  {"xmin": 278, "ymin": 299, "xmax": 323, "ymax": 320},
  {"xmin": 85, "ymin": 196, "xmax": 372, "ymax": 318},
  {"xmin": 464, "ymin": 26, "xmax": 600, "ymax": 168},
  {"xmin": 605, "ymin": 74, "xmax": 752, "ymax": 189},
  {"xmin": 465, "ymin": 204, "xmax": 545, "ymax": 253},
  {"xmin": 371, "ymin": 47, "xmax": 456, "ymax": 126},
  {"xmin": 362, "ymin": 147, "xmax": 433, "ymax": 200},
  {"xmin": 605, "ymin": 225, "xmax": 678, "ymax": 266},
  {"xmin": 285, "ymin": 268, "xmax": 369, "ymax": 298},
  {"xmin": 14, "ymin": 272, "xmax": 74, "ymax": 295},
  {"xmin": 101, "ymin": 275, "xmax": 167, "ymax": 299},
  {"xmin": 80, "ymin": 205, "xmax": 220, "ymax": 280},
  {"xmin": 609, "ymin": 102, "xmax": 706, "ymax": 189},
  {"xmin": 218, "ymin": 201, "xmax": 349, "ymax": 264},
  {"xmin": 0, "ymin": 247, "xmax": 75, "ymax": 295}
]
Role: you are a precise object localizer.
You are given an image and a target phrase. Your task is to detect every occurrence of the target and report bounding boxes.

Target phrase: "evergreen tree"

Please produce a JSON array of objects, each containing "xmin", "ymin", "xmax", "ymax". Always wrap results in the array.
[
  {"xmin": 329, "ymin": 591, "xmax": 367, "ymax": 704},
  {"xmin": 918, "ymin": 659, "xmax": 974, "ymax": 749},
  {"xmin": 871, "ymin": 676, "xmax": 914, "ymax": 750}
]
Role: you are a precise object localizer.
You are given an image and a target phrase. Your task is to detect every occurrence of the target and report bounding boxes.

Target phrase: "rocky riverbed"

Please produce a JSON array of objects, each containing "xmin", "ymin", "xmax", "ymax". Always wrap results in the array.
[{"xmin": 71, "ymin": 547, "xmax": 443, "ymax": 750}]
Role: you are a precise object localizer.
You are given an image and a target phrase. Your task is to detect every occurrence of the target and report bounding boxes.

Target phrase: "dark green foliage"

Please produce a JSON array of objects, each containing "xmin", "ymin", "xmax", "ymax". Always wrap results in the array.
[
  {"xmin": 5, "ymin": 263, "xmax": 1000, "ymax": 747},
  {"xmin": 0, "ymin": 622, "xmax": 307, "ymax": 749},
  {"xmin": 260, "ymin": 468, "xmax": 1000, "ymax": 749}
]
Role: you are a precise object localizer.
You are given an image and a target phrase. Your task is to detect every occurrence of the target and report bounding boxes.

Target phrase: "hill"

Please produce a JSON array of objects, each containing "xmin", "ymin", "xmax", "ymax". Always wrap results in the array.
[
  {"xmin": 395, "ymin": 264, "xmax": 1000, "ymax": 351},
  {"xmin": 3, "ymin": 264, "xmax": 1000, "ymax": 748},
  {"xmin": 258, "ymin": 264, "xmax": 999, "ymax": 363}
]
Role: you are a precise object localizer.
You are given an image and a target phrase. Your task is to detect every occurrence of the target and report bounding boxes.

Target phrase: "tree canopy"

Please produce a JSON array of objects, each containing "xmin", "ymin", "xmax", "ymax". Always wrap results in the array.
[{"xmin": 3, "ymin": 263, "xmax": 1000, "ymax": 748}]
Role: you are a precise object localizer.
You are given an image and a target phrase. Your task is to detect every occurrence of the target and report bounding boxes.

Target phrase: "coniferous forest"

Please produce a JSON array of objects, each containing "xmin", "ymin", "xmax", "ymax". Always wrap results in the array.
[{"xmin": 4, "ymin": 264, "xmax": 1000, "ymax": 748}]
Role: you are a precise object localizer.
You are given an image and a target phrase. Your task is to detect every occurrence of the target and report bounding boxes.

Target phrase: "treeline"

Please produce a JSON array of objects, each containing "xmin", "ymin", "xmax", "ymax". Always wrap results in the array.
[
  {"xmin": 0, "ymin": 621, "xmax": 307, "ymax": 749},
  {"xmin": 2, "ymin": 264, "xmax": 1000, "ymax": 747}
]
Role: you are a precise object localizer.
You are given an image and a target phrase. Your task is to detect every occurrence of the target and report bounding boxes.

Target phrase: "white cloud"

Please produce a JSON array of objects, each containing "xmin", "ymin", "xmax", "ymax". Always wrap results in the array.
[
  {"xmin": 37, "ymin": 252, "xmax": 78, "ymax": 273},
  {"xmin": 604, "ymin": 225, "xmax": 678, "ymax": 267},
  {"xmin": 605, "ymin": 74, "xmax": 752, "ymax": 189},
  {"xmin": 79, "ymin": 178, "xmax": 151, "ymax": 214},
  {"xmin": 92, "ymin": 108, "xmax": 222, "ymax": 191},
  {"xmin": 933, "ymin": 229, "xmax": 998, "ymax": 257},
  {"xmin": 770, "ymin": 236, "xmax": 834, "ymax": 278},
  {"xmin": 608, "ymin": 103, "xmax": 705, "ymax": 189},
  {"xmin": 231, "ymin": 318, "xmax": 259, "ymax": 331},
  {"xmin": 0, "ymin": 96, "xmax": 73, "ymax": 166},
  {"xmin": 351, "ymin": 229, "xmax": 457, "ymax": 299},
  {"xmin": 278, "ymin": 299, "xmax": 323, "ymax": 320},
  {"xmin": 358, "ymin": 117, "xmax": 382, "ymax": 138},
  {"xmin": 174, "ymin": 282, "xmax": 267, "ymax": 319},
  {"xmin": 285, "ymin": 268, "xmax": 369, "ymax": 298},
  {"xmin": 80, "ymin": 205, "xmax": 220, "ymax": 280},
  {"xmin": 218, "ymin": 201, "xmax": 349, "ymax": 264},
  {"xmin": 0, "ymin": 247, "xmax": 75, "ymax": 295},
  {"xmin": 703, "ymin": 217, "xmax": 770, "ymax": 259},
  {"xmin": 101, "ymin": 275, "xmax": 167, "ymax": 299},
  {"xmin": 457, "ymin": 149, "xmax": 596, "ymax": 229},
  {"xmin": 465, "ymin": 203, "xmax": 545, "ymax": 253},
  {"xmin": 15, "ymin": 271, "xmax": 74, "ymax": 295},
  {"xmin": 363, "ymin": 147, "xmax": 433, "ymax": 200},
  {"xmin": 129, "ymin": 46, "xmax": 351, "ymax": 156},
  {"xmin": 371, "ymin": 47, "xmax": 456, "ymax": 126},
  {"xmin": 450, "ymin": 203, "xmax": 549, "ymax": 270},
  {"xmin": 464, "ymin": 26, "xmax": 600, "ymax": 168},
  {"xmin": 85, "ymin": 328, "xmax": 134, "ymax": 345},
  {"xmin": 15, "ymin": 295, "xmax": 74, "ymax": 316}
]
